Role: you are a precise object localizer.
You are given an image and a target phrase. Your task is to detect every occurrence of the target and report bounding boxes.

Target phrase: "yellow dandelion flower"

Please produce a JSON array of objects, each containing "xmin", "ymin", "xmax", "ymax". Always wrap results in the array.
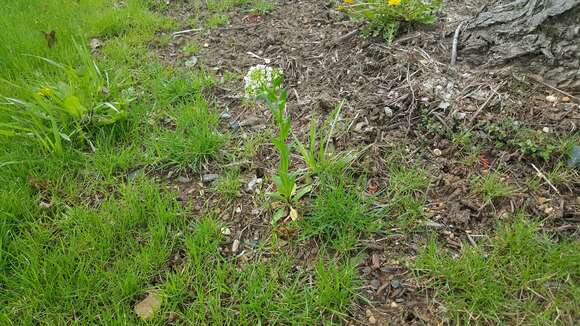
[
  {"xmin": 337, "ymin": 5, "xmax": 345, "ymax": 11},
  {"xmin": 344, "ymin": 0, "xmax": 355, "ymax": 4},
  {"xmin": 37, "ymin": 86, "xmax": 53, "ymax": 97},
  {"xmin": 388, "ymin": 0, "xmax": 401, "ymax": 5}
]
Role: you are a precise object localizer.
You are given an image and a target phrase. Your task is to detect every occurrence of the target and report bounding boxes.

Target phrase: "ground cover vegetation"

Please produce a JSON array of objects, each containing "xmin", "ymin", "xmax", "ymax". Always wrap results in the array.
[{"xmin": 1, "ymin": 0, "xmax": 578, "ymax": 324}]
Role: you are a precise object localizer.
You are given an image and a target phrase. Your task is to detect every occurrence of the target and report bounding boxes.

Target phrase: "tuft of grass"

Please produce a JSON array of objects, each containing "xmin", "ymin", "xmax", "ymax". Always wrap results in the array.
[
  {"xmin": 249, "ymin": 0, "xmax": 275, "ymax": 14},
  {"xmin": 205, "ymin": 13, "xmax": 230, "ymax": 28},
  {"xmin": 214, "ymin": 169, "xmax": 242, "ymax": 200},
  {"xmin": 471, "ymin": 172, "xmax": 515, "ymax": 204},
  {"xmin": 182, "ymin": 39, "xmax": 201, "ymax": 56},
  {"xmin": 384, "ymin": 163, "xmax": 430, "ymax": 228},
  {"xmin": 416, "ymin": 216, "xmax": 580, "ymax": 325},
  {"xmin": 148, "ymin": 97, "xmax": 226, "ymax": 172},
  {"xmin": 301, "ymin": 174, "xmax": 381, "ymax": 251}
]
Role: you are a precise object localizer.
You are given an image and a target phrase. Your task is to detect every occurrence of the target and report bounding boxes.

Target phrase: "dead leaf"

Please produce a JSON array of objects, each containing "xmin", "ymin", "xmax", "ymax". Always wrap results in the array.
[
  {"xmin": 43, "ymin": 30, "xmax": 56, "ymax": 48},
  {"xmin": 289, "ymin": 207, "xmax": 299, "ymax": 221},
  {"xmin": 134, "ymin": 291, "xmax": 161, "ymax": 321},
  {"xmin": 28, "ymin": 173, "xmax": 49, "ymax": 190}
]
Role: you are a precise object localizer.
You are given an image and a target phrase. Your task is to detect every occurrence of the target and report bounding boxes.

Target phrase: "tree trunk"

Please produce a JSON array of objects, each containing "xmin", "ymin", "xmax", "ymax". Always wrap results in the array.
[{"xmin": 461, "ymin": 0, "xmax": 580, "ymax": 93}]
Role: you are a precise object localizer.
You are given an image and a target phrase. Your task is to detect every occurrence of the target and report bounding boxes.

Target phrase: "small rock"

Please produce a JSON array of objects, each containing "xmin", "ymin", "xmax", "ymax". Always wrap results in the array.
[
  {"xmin": 134, "ymin": 292, "xmax": 162, "ymax": 321},
  {"xmin": 202, "ymin": 174, "xmax": 219, "ymax": 183},
  {"xmin": 219, "ymin": 111, "xmax": 231, "ymax": 119},
  {"xmin": 561, "ymin": 96, "xmax": 570, "ymax": 102},
  {"xmin": 542, "ymin": 127, "xmax": 550, "ymax": 133},
  {"xmin": 568, "ymin": 145, "xmax": 580, "ymax": 168},
  {"xmin": 232, "ymin": 239, "xmax": 240, "ymax": 253},
  {"xmin": 247, "ymin": 177, "xmax": 263, "ymax": 192},
  {"xmin": 90, "ymin": 38, "xmax": 103, "ymax": 51},
  {"xmin": 438, "ymin": 101, "xmax": 450, "ymax": 110},
  {"xmin": 390, "ymin": 279, "xmax": 401, "ymax": 289},
  {"xmin": 184, "ymin": 55, "xmax": 198, "ymax": 68},
  {"xmin": 390, "ymin": 301, "xmax": 399, "ymax": 308},
  {"xmin": 221, "ymin": 227, "xmax": 231, "ymax": 236},
  {"xmin": 433, "ymin": 148, "xmax": 442, "ymax": 156},
  {"xmin": 368, "ymin": 316, "xmax": 377, "ymax": 324},
  {"xmin": 235, "ymin": 206, "xmax": 242, "ymax": 214},
  {"xmin": 229, "ymin": 121, "xmax": 240, "ymax": 130},
  {"xmin": 384, "ymin": 107, "xmax": 393, "ymax": 117},
  {"xmin": 176, "ymin": 176, "xmax": 190, "ymax": 183},
  {"xmin": 454, "ymin": 111, "xmax": 466, "ymax": 120},
  {"xmin": 203, "ymin": 42, "xmax": 209, "ymax": 48},
  {"xmin": 546, "ymin": 95, "xmax": 558, "ymax": 103}
]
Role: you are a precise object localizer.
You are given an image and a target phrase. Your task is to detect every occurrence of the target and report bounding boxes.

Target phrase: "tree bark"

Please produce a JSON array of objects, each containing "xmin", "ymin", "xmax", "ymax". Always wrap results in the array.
[{"xmin": 462, "ymin": 0, "xmax": 580, "ymax": 93}]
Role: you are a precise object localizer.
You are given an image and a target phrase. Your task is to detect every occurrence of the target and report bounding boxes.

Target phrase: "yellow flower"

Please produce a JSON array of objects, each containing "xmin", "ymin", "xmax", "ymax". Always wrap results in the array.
[
  {"xmin": 337, "ymin": 5, "xmax": 345, "ymax": 11},
  {"xmin": 344, "ymin": 0, "xmax": 355, "ymax": 4},
  {"xmin": 37, "ymin": 86, "xmax": 53, "ymax": 97},
  {"xmin": 388, "ymin": 0, "xmax": 401, "ymax": 5}
]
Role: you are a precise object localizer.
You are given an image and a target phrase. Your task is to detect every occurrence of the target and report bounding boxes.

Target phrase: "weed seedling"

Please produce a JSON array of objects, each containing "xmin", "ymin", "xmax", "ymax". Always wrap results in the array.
[
  {"xmin": 294, "ymin": 102, "xmax": 357, "ymax": 177},
  {"xmin": 341, "ymin": 0, "xmax": 442, "ymax": 42},
  {"xmin": 244, "ymin": 65, "xmax": 311, "ymax": 225}
]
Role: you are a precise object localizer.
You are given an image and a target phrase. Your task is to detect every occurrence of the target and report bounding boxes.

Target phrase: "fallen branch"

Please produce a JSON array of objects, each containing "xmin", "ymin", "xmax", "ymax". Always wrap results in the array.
[
  {"xmin": 451, "ymin": 22, "xmax": 465, "ymax": 65},
  {"xmin": 172, "ymin": 28, "xmax": 203, "ymax": 38},
  {"xmin": 530, "ymin": 163, "xmax": 561, "ymax": 195},
  {"xmin": 328, "ymin": 28, "xmax": 359, "ymax": 48}
]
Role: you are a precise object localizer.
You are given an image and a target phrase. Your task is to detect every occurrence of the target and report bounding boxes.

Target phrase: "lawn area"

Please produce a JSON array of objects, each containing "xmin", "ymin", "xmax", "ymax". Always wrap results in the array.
[{"xmin": 1, "ymin": 0, "xmax": 578, "ymax": 325}]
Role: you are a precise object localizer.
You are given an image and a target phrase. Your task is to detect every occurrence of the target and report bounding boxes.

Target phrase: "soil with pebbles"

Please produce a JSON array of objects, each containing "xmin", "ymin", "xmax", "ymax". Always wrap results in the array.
[{"xmin": 153, "ymin": 1, "xmax": 579, "ymax": 324}]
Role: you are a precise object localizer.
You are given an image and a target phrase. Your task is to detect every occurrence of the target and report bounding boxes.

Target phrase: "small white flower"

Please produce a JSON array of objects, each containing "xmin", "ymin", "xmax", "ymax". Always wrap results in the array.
[{"xmin": 244, "ymin": 65, "xmax": 282, "ymax": 99}]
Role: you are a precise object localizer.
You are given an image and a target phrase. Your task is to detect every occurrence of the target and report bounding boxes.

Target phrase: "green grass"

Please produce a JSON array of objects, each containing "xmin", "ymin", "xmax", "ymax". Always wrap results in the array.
[
  {"xmin": 471, "ymin": 172, "xmax": 516, "ymax": 204},
  {"xmin": 300, "ymin": 174, "xmax": 381, "ymax": 252},
  {"xmin": 214, "ymin": 169, "xmax": 242, "ymax": 200},
  {"xmin": 1, "ymin": 0, "xmax": 578, "ymax": 324},
  {"xmin": 147, "ymin": 96, "xmax": 226, "ymax": 172},
  {"xmin": 0, "ymin": 178, "xmax": 359, "ymax": 324},
  {"xmin": 416, "ymin": 216, "xmax": 580, "ymax": 325},
  {"xmin": 0, "ymin": 0, "xmax": 171, "ymax": 154},
  {"xmin": 384, "ymin": 163, "xmax": 430, "ymax": 228},
  {"xmin": 0, "ymin": 1, "xmax": 361, "ymax": 324}
]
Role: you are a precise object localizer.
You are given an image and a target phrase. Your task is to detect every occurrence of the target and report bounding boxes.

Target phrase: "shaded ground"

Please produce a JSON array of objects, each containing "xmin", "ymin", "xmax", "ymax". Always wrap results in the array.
[{"xmin": 149, "ymin": 0, "xmax": 580, "ymax": 324}]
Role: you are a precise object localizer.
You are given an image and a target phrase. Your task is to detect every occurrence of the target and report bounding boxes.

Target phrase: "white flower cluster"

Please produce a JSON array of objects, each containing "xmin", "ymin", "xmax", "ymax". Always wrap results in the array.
[{"xmin": 243, "ymin": 65, "xmax": 282, "ymax": 99}]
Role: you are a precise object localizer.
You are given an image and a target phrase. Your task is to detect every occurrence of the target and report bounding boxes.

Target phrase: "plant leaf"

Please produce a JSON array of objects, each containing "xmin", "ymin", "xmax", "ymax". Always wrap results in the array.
[
  {"xmin": 293, "ymin": 184, "xmax": 312, "ymax": 201},
  {"xmin": 271, "ymin": 208, "xmax": 286, "ymax": 226},
  {"xmin": 289, "ymin": 207, "xmax": 299, "ymax": 221}
]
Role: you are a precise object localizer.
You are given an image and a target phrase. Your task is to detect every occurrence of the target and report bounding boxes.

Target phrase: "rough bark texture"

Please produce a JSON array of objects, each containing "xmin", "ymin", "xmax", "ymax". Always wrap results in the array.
[{"xmin": 462, "ymin": 0, "xmax": 580, "ymax": 93}]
